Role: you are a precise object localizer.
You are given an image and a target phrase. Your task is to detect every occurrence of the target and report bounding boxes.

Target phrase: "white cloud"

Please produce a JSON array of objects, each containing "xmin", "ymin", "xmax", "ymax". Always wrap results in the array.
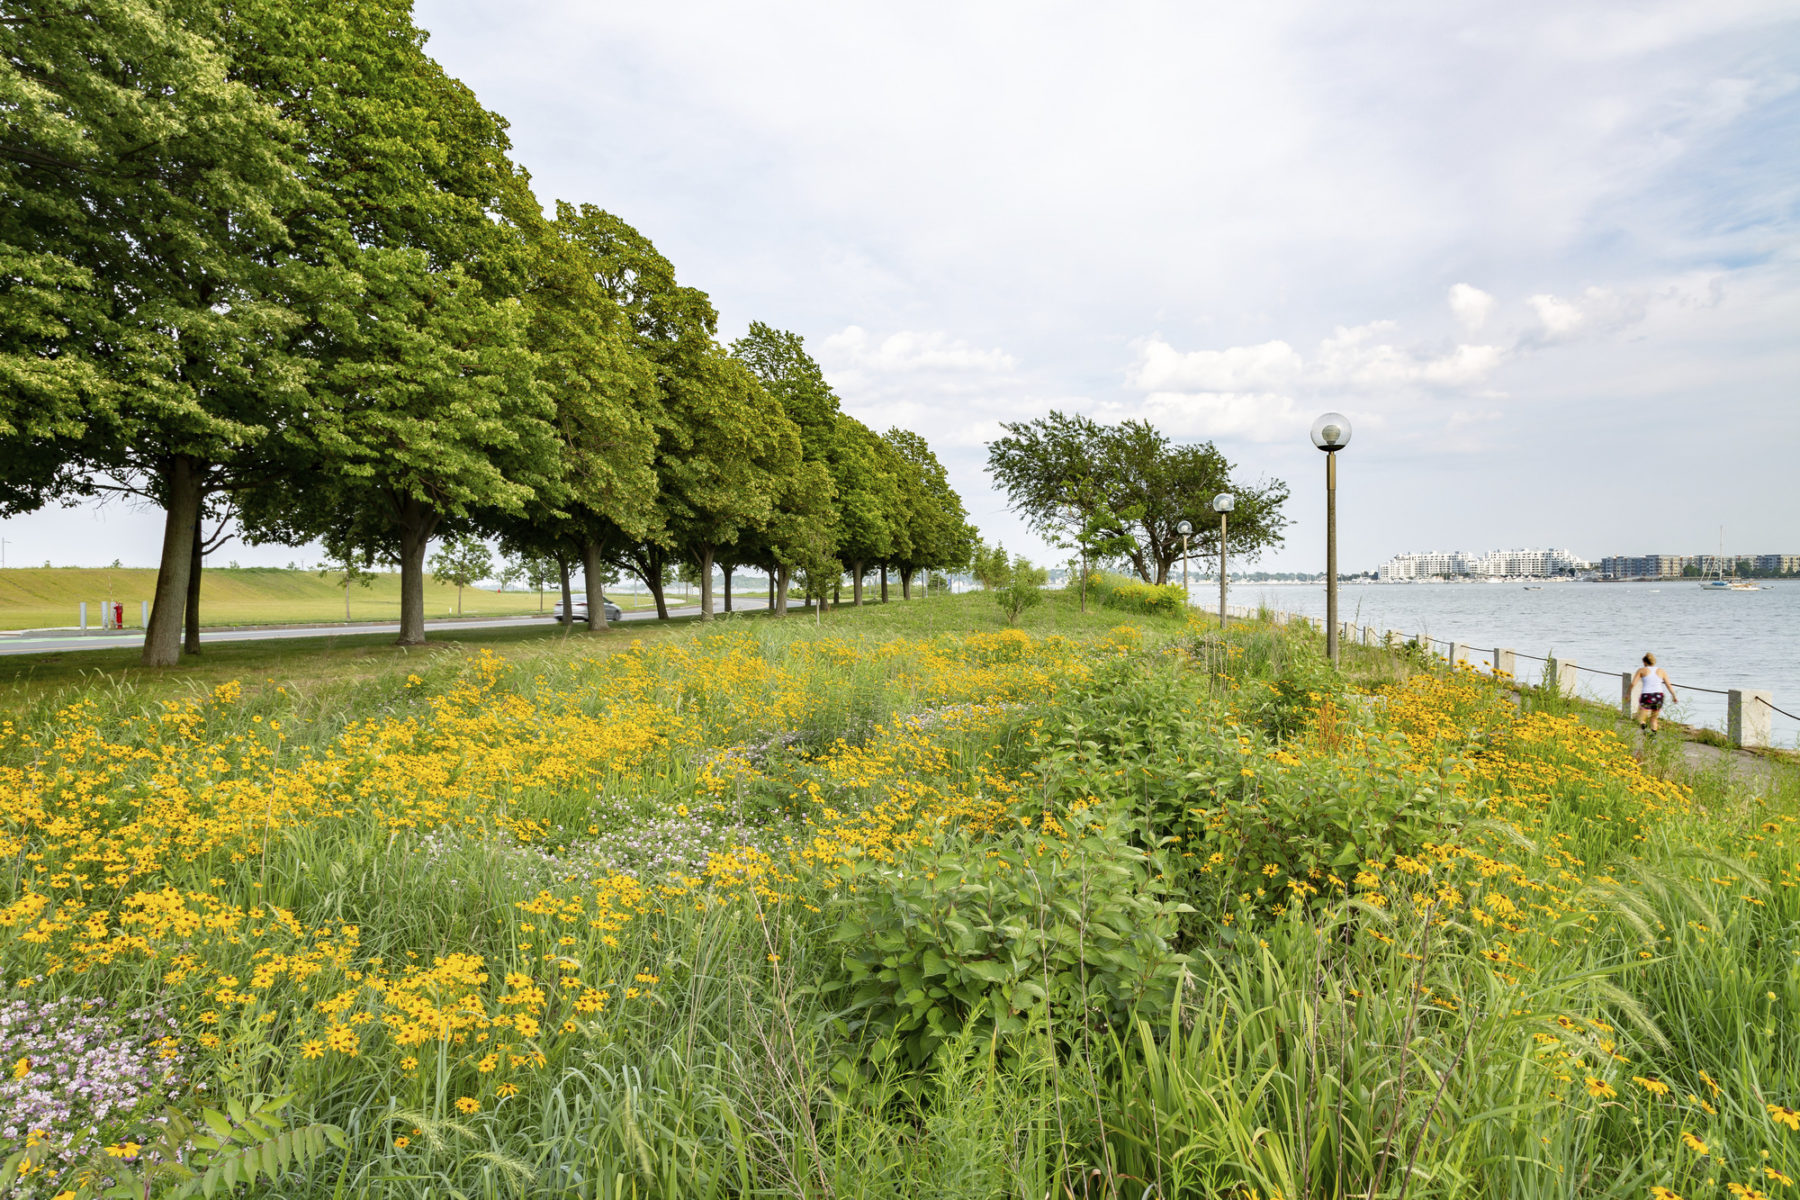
[
  {"xmin": 1528, "ymin": 287, "xmax": 1646, "ymax": 341},
  {"xmin": 820, "ymin": 326, "xmax": 1016, "ymax": 374},
  {"xmin": 1419, "ymin": 343, "xmax": 1507, "ymax": 385},
  {"xmin": 1448, "ymin": 283, "xmax": 1494, "ymax": 331},
  {"xmin": 1529, "ymin": 293, "xmax": 1588, "ymax": 337},
  {"xmin": 1128, "ymin": 339, "xmax": 1303, "ymax": 392},
  {"xmin": 1137, "ymin": 317, "xmax": 1508, "ymax": 406},
  {"xmin": 1136, "ymin": 392, "xmax": 1310, "ymax": 443}
]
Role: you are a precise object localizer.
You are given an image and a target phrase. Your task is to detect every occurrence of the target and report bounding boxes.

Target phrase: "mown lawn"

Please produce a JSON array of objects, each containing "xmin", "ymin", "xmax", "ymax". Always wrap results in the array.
[
  {"xmin": 2, "ymin": 588, "xmax": 1796, "ymax": 1199},
  {"xmin": 0, "ymin": 566, "xmax": 675, "ymax": 632}
]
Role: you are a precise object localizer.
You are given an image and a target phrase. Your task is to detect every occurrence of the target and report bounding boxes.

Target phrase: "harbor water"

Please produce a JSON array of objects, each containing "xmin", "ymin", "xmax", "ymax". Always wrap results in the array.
[{"xmin": 1189, "ymin": 578, "xmax": 1800, "ymax": 747}]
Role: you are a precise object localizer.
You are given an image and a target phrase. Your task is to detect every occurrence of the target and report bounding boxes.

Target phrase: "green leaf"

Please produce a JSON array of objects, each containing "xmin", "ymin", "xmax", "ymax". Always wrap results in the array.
[
  {"xmin": 961, "ymin": 959, "xmax": 1011, "ymax": 984},
  {"xmin": 202, "ymin": 1108, "xmax": 236, "ymax": 1143}
]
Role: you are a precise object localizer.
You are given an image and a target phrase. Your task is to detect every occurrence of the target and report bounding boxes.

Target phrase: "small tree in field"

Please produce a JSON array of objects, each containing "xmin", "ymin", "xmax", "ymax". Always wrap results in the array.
[
  {"xmin": 971, "ymin": 542, "xmax": 1011, "ymax": 590},
  {"xmin": 514, "ymin": 552, "xmax": 558, "ymax": 611},
  {"xmin": 429, "ymin": 534, "xmax": 494, "ymax": 616},
  {"xmin": 319, "ymin": 550, "xmax": 376, "ymax": 622},
  {"xmin": 794, "ymin": 549, "xmax": 843, "ymax": 626},
  {"xmin": 496, "ymin": 557, "xmax": 525, "ymax": 595},
  {"xmin": 996, "ymin": 555, "xmax": 1047, "ymax": 625}
]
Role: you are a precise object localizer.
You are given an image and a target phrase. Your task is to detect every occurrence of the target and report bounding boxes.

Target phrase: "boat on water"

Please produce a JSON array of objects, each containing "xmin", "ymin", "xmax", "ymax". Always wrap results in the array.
[
  {"xmin": 1523, "ymin": 585, "xmax": 1542, "ymax": 590},
  {"xmin": 1699, "ymin": 528, "xmax": 1763, "ymax": 590}
]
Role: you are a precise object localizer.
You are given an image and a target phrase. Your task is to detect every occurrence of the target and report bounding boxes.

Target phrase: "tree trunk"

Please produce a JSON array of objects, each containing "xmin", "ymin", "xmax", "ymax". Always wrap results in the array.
[
  {"xmin": 142, "ymin": 455, "xmax": 204, "ymax": 667},
  {"xmin": 850, "ymin": 562, "xmax": 864, "ymax": 606},
  {"xmin": 776, "ymin": 566, "xmax": 791, "ymax": 616},
  {"xmin": 900, "ymin": 568, "xmax": 911, "ymax": 601},
  {"xmin": 647, "ymin": 572, "xmax": 670, "ymax": 619},
  {"xmin": 880, "ymin": 565, "xmax": 888, "ymax": 602},
  {"xmin": 582, "ymin": 539, "xmax": 608, "ymax": 631},
  {"xmin": 557, "ymin": 556, "xmax": 573, "ymax": 624},
  {"xmin": 395, "ymin": 495, "xmax": 438, "ymax": 646},
  {"xmin": 1080, "ymin": 554, "xmax": 1089, "ymax": 612},
  {"xmin": 723, "ymin": 564, "xmax": 733, "ymax": 613},
  {"xmin": 184, "ymin": 505, "xmax": 203, "ymax": 655},
  {"xmin": 698, "ymin": 546, "xmax": 715, "ymax": 620}
]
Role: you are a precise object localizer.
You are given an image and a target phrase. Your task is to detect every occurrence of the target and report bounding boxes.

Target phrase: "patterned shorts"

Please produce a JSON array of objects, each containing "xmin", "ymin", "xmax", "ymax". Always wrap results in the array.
[{"xmin": 1638, "ymin": 692, "xmax": 1665, "ymax": 712}]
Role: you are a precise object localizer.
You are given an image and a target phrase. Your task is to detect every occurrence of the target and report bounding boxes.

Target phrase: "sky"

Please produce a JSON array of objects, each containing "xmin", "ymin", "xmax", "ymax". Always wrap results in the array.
[{"xmin": 7, "ymin": 0, "xmax": 1797, "ymax": 574}]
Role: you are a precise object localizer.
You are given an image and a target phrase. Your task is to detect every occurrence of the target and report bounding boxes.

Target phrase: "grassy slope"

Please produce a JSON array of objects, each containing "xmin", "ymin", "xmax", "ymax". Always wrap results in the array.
[{"xmin": 0, "ymin": 566, "xmax": 678, "ymax": 630}]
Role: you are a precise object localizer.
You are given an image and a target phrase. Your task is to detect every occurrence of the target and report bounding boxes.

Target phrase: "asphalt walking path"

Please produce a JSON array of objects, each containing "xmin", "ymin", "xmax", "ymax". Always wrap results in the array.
[{"xmin": 0, "ymin": 597, "xmax": 773, "ymax": 657}]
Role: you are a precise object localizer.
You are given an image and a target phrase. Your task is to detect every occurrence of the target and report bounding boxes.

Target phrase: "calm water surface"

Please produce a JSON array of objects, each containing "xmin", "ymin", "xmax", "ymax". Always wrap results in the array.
[{"xmin": 1191, "ymin": 579, "xmax": 1800, "ymax": 745}]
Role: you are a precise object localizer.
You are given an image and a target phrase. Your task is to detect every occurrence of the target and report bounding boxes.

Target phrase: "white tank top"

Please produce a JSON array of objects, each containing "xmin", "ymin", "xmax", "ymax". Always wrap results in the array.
[{"xmin": 1640, "ymin": 667, "xmax": 1664, "ymax": 692}]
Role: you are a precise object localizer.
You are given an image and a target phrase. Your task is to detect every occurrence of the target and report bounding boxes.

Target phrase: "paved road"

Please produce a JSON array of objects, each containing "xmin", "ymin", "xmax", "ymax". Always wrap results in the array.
[{"xmin": 0, "ymin": 599, "xmax": 771, "ymax": 657}]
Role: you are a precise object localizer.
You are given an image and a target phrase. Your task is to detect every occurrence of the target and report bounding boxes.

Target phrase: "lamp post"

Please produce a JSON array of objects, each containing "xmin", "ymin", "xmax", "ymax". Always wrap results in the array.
[
  {"xmin": 1176, "ymin": 519, "xmax": 1193, "ymax": 602},
  {"xmin": 1310, "ymin": 412, "xmax": 1351, "ymax": 665},
  {"xmin": 1212, "ymin": 493, "xmax": 1234, "ymax": 629}
]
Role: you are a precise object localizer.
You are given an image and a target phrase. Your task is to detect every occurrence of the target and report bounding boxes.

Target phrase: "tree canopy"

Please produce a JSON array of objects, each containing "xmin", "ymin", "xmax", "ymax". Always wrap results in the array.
[{"xmin": 987, "ymin": 412, "xmax": 1289, "ymax": 585}]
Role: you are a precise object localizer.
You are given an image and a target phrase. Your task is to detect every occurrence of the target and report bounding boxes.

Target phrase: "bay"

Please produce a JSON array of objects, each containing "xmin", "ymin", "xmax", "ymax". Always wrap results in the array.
[{"xmin": 1191, "ymin": 578, "xmax": 1800, "ymax": 747}]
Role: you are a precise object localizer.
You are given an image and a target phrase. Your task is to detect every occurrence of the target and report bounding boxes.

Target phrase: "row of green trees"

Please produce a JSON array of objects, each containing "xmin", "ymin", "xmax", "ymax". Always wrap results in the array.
[{"xmin": 0, "ymin": 0, "xmax": 973, "ymax": 664}]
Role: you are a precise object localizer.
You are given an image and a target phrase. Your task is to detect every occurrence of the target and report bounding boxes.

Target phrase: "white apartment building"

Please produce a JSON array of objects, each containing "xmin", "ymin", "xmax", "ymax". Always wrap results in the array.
[
  {"xmin": 1379, "ymin": 550, "xmax": 1475, "ymax": 580},
  {"xmin": 1470, "ymin": 548, "xmax": 1589, "ymax": 577},
  {"xmin": 1379, "ymin": 548, "xmax": 1588, "ymax": 580}
]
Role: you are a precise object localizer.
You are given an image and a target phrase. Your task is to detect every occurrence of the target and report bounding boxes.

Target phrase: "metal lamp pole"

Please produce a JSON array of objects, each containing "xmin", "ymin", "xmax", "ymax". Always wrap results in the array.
[
  {"xmin": 1310, "ymin": 413, "xmax": 1352, "ymax": 666},
  {"xmin": 1212, "ymin": 493, "xmax": 1234, "ymax": 629},
  {"xmin": 1176, "ymin": 520, "xmax": 1192, "ymax": 602}
]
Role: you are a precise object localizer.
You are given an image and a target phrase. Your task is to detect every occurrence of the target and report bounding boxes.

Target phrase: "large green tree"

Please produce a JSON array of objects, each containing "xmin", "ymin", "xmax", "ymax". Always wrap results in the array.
[
  {"xmin": 232, "ymin": 0, "xmax": 559, "ymax": 645},
  {"xmin": 987, "ymin": 413, "xmax": 1289, "ymax": 584},
  {"xmin": 664, "ymin": 352, "xmax": 802, "ymax": 620},
  {"xmin": 0, "ymin": 0, "xmax": 313, "ymax": 665},
  {"xmin": 520, "ymin": 202, "xmax": 661, "ymax": 632},
  {"xmin": 879, "ymin": 428, "xmax": 973, "ymax": 600},
  {"xmin": 831, "ymin": 417, "xmax": 902, "ymax": 605},
  {"xmin": 555, "ymin": 214, "xmax": 804, "ymax": 622},
  {"xmin": 729, "ymin": 323, "xmax": 845, "ymax": 613}
]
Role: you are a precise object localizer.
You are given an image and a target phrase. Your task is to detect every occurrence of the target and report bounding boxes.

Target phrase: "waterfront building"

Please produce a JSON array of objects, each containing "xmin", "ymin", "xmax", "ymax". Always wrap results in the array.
[
  {"xmin": 1378, "ymin": 550, "xmax": 1475, "ymax": 580},
  {"xmin": 1599, "ymin": 554, "xmax": 1688, "ymax": 579},
  {"xmin": 1599, "ymin": 552, "xmax": 1797, "ymax": 579},
  {"xmin": 1469, "ymin": 548, "xmax": 1589, "ymax": 577},
  {"xmin": 1379, "ymin": 548, "xmax": 1588, "ymax": 580}
]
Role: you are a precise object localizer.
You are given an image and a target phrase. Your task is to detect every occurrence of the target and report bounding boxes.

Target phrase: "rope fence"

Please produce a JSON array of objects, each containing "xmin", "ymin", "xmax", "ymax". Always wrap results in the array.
[
  {"xmin": 1201, "ymin": 601, "xmax": 1794, "ymax": 750},
  {"xmin": 1759, "ymin": 695, "xmax": 1800, "ymax": 723}
]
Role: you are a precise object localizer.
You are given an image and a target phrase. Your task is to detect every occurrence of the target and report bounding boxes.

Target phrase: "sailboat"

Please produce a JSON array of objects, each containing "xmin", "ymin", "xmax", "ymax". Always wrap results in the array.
[{"xmin": 1700, "ymin": 529, "xmax": 1763, "ymax": 590}]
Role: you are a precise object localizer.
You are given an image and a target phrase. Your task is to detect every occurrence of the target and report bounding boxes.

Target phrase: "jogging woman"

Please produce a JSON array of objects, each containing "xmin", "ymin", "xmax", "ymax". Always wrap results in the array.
[{"xmin": 1632, "ymin": 653, "xmax": 1678, "ymax": 735}]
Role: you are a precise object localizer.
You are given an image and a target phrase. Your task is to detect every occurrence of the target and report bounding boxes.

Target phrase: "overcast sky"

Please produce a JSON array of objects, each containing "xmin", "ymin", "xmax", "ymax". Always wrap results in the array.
[{"xmin": 8, "ymin": 0, "xmax": 1796, "ymax": 573}]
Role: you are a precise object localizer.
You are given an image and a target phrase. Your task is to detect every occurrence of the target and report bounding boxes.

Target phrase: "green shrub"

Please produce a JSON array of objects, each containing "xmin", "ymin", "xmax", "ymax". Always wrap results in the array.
[
  {"xmin": 994, "ymin": 554, "xmax": 1047, "ymax": 624},
  {"xmin": 1088, "ymin": 571, "xmax": 1186, "ymax": 617},
  {"xmin": 823, "ymin": 807, "xmax": 1190, "ymax": 1073},
  {"xmin": 1190, "ymin": 625, "xmax": 1341, "ymax": 741},
  {"xmin": 1030, "ymin": 655, "xmax": 1470, "ymax": 910}
]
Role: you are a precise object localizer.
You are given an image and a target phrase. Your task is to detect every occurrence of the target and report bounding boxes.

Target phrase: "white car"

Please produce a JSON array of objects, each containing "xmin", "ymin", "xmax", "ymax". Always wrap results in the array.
[{"xmin": 552, "ymin": 597, "xmax": 624, "ymax": 623}]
